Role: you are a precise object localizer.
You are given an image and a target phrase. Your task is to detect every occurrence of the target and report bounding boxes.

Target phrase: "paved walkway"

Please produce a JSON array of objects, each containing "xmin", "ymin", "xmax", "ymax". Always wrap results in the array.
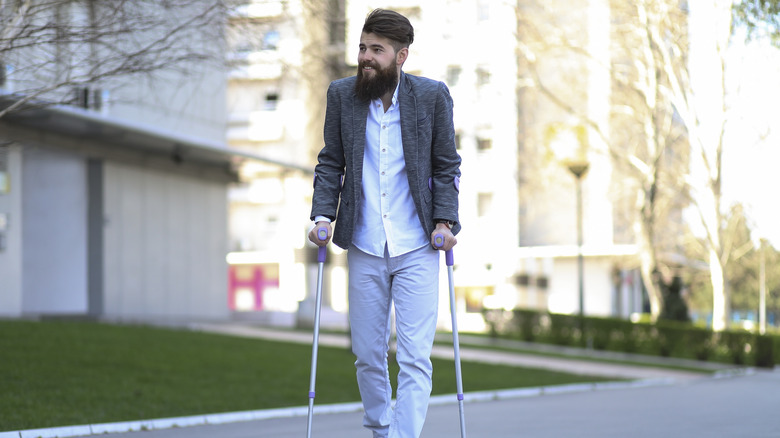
[
  {"xmin": 7, "ymin": 324, "xmax": 775, "ymax": 438},
  {"xmin": 52, "ymin": 368, "xmax": 778, "ymax": 438}
]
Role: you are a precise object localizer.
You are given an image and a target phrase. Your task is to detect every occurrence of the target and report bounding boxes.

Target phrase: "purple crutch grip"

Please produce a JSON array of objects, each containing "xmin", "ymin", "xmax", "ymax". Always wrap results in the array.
[
  {"xmin": 433, "ymin": 233, "xmax": 455, "ymax": 267},
  {"xmin": 317, "ymin": 227, "xmax": 328, "ymax": 263},
  {"xmin": 434, "ymin": 233, "xmax": 445, "ymax": 249}
]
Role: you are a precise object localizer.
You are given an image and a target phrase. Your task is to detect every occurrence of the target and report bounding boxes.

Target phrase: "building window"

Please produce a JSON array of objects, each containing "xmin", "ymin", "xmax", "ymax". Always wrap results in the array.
[
  {"xmin": 477, "ymin": 0, "xmax": 490, "ymax": 21},
  {"xmin": 476, "ymin": 66, "xmax": 491, "ymax": 86},
  {"xmin": 262, "ymin": 30, "xmax": 280, "ymax": 50},
  {"xmin": 477, "ymin": 192, "xmax": 493, "ymax": 217},
  {"xmin": 72, "ymin": 86, "xmax": 106, "ymax": 111},
  {"xmin": 446, "ymin": 65, "xmax": 461, "ymax": 86},
  {"xmin": 476, "ymin": 137, "xmax": 492, "ymax": 151},
  {"xmin": 515, "ymin": 274, "xmax": 530, "ymax": 286},
  {"xmin": 264, "ymin": 93, "xmax": 279, "ymax": 110}
]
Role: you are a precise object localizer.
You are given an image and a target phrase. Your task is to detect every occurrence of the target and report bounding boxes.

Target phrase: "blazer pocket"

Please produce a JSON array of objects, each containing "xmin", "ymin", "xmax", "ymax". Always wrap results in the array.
[{"xmin": 421, "ymin": 187, "xmax": 432, "ymax": 206}]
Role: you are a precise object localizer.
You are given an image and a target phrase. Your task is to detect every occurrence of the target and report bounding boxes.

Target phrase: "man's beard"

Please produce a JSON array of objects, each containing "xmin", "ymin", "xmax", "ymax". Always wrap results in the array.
[{"xmin": 355, "ymin": 60, "xmax": 398, "ymax": 101}]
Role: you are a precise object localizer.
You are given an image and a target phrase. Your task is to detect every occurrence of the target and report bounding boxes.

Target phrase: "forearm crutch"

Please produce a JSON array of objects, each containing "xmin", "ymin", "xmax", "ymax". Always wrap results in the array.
[
  {"xmin": 434, "ymin": 234, "xmax": 467, "ymax": 438},
  {"xmin": 306, "ymin": 227, "xmax": 328, "ymax": 438}
]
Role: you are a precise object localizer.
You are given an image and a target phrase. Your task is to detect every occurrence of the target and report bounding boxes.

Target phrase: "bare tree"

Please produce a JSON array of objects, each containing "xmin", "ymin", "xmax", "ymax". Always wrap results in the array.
[
  {"xmin": 300, "ymin": 0, "xmax": 349, "ymax": 163},
  {"xmin": 515, "ymin": 0, "xmax": 691, "ymax": 320},
  {"xmin": 0, "ymin": 0, "xmax": 231, "ymax": 118},
  {"xmin": 606, "ymin": 0, "xmax": 692, "ymax": 321},
  {"xmin": 516, "ymin": 0, "xmax": 779, "ymax": 329}
]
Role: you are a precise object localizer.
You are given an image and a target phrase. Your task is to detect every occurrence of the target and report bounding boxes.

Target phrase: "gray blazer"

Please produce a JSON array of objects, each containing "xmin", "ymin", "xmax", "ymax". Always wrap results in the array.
[{"xmin": 310, "ymin": 71, "xmax": 462, "ymax": 250}]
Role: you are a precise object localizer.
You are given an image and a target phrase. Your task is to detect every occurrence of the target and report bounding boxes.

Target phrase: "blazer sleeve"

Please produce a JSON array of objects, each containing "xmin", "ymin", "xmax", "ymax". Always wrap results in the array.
[
  {"xmin": 310, "ymin": 82, "xmax": 345, "ymax": 221},
  {"xmin": 430, "ymin": 81, "xmax": 462, "ymax": 234}
]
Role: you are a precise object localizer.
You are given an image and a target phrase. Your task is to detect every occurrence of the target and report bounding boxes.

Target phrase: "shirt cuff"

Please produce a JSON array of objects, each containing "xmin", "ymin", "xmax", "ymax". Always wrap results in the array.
[{"xmin": 314, "ymin": 216, "xmax": 332, "ymax": 224}]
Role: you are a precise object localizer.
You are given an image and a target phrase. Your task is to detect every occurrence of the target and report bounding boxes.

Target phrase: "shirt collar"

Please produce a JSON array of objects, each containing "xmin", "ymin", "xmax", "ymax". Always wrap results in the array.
[
  {"xmin": 372, "ymin": 82, "xmax": 400, "ymax": 109},
  {"xmin": 391, "ymin": 82, "xmax": 399, "ymax": 107}
]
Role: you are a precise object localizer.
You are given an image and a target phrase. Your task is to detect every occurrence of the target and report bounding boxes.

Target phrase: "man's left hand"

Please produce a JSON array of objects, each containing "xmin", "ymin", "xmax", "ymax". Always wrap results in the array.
[{"xmin": 431, "ymin": 223, "xmax": 457, "ymax": 251}]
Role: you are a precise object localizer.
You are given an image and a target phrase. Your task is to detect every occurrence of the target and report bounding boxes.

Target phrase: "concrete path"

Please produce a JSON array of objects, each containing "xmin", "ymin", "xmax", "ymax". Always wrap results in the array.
[{"xmin": 36, "ymin": 368, "xmax": 778, "ymax": 438}]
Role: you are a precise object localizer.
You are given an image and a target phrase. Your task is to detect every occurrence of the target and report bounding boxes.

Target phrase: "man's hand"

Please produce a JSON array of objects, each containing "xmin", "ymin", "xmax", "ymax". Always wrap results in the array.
[
  {"xmin": 308, "ymin": 221, "xmax": 332, "ymax": 247},
  {"xmin": 431, "ymin": 222, "xmax": 457, "ymax": 251}
]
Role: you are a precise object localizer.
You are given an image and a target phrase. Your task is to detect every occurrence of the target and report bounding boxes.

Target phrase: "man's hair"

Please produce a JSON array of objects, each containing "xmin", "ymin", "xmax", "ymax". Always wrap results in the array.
[{"xmin": 362, "ymin": 9, "xmax": 414, "ymax": 52}]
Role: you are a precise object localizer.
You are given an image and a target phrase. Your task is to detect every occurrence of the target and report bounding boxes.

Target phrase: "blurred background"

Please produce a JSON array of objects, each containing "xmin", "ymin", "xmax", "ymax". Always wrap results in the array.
[{"xmin": 0, "ymin": 0, "xmax": 778, "ymax": 335}]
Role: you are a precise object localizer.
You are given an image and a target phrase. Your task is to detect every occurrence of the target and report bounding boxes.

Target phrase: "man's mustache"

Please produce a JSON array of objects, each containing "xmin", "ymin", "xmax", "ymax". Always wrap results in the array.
[{"xmin": 359, "ymin": 61, "xmax": 380, "ymax": 70}]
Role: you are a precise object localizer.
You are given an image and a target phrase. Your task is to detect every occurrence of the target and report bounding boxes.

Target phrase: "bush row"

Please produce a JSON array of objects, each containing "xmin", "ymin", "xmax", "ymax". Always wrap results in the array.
[{"xmin": 483, "ymin": 308, "xmax": 779, "ymax": 368}]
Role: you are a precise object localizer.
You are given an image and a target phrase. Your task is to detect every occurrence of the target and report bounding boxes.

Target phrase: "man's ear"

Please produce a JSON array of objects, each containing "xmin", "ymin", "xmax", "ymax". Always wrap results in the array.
[{"xmin": 396, "ymin": 47, "xmax": 408, "ymax": 66}]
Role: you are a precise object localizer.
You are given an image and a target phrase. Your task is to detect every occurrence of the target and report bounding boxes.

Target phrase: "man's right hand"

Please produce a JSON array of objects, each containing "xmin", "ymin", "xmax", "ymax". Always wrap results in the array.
[{"xmin": 308, "ymin": 221, "xmax": 332, "ymax": 247}]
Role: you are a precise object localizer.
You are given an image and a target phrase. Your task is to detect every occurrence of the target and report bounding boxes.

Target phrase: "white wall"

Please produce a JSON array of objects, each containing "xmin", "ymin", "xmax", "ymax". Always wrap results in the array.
[
  {"xmin": 21, "ymin": 147, "xmax": 88, "ymax": 314},
  {"xmin": 548, "ymin": 256, "xmax": 617, "ymax": 317},
  {"xmin": 0, "ymin": 145, "xmax": 24, "ymax": 317},
  {"xmin": 103, "ymin": 162, "xmax": 229, "ymax": 320},
  {"xmin": 109, "ymin": 65, "xmax": 227, "ymax": 143}
]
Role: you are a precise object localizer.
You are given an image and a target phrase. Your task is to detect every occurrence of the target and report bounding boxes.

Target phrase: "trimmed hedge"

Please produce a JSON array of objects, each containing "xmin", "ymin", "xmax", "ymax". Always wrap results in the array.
[{"xmin": 484, "ymin": 308, "xmax": 778, "ymax": 368}]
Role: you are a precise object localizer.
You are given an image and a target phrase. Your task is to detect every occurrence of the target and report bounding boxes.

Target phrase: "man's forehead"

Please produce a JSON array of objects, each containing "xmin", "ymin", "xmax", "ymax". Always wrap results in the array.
[{"xmin": 359, "ymin": 32, "xmax": 394, "ymax": 48}]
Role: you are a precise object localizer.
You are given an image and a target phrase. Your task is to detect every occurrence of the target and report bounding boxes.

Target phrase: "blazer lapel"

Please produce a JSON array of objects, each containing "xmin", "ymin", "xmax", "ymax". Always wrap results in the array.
[
  {"xmin": 398, "ymin": 72, "xmax": 419, "ymax": 192},
  {"xmin": 352, "ymin": 92, "xmax": 369, "ymax": 192}
]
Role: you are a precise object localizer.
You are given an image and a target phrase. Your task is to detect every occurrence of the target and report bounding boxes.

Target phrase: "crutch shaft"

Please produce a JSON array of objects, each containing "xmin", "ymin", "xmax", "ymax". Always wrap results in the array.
[
  {"xmin": 306, "ymin": 229, "xmax": 328, "ymax": 438},
  {"xmin": 434, "ymin": 234, "xmax": 467, "ymax": 438},
  {"xmin": 447, "ymin": 257, "xmax": 466, "ymax": 438}
]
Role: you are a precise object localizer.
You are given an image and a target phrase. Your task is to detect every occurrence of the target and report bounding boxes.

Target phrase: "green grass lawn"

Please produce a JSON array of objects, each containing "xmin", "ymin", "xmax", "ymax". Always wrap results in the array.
[{"xmin": 0, "ymin": 319, "xmax": 615, "ymax": 431}]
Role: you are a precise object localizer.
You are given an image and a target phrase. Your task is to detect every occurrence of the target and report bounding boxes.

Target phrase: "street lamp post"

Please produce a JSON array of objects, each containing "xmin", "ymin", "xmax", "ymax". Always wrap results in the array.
[
  {"xmin": 548, "ymin": 123, "xmax": 589, "ymax": 344},
  {"xmin": 759, "ymin": 238, "xmax": 767, "ymax": 335},
  {"xmin": 568, "ymin": 163, "xmax": 589, "ymax": 326}
]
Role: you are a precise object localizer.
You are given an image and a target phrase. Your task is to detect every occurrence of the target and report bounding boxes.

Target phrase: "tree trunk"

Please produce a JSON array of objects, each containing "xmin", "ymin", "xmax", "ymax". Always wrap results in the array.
[
  {"xmin": 637, "ymin": 209, "xmax": 662, "ymax": 320},
  {"xmin": 709, "ymin": 247, "xmax": 727, "ymax": 331}
]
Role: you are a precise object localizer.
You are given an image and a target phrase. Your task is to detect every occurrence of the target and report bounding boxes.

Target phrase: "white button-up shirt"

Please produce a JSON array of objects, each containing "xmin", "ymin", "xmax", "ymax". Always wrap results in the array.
[{"xmin": 352, "ymin": 86, "xmax": 428, "ymax": 257}]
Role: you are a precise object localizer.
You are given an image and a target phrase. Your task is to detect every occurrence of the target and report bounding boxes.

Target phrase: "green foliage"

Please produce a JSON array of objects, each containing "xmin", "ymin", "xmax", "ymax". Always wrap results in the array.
[
  {"xmin": 513, "ymin": 309, "xmax": 543, "ymax": 342},
  {"xmin": 658, "ymin": 275, "xmax": 690, "ymax": 322},
  {"xmin": 684, "ymin": 204, "xmax": 780, "ymax": 323},
  {"xmin": 485, "ymin": 308, "xmax": 779, "ymax": 368},
  {"xmin": 733, "ymin": 0, "xmax": 780, "ymax": 48},
  {"xmin": 753, "ymin": 335, "xmax": 775, "ymax": 368}
]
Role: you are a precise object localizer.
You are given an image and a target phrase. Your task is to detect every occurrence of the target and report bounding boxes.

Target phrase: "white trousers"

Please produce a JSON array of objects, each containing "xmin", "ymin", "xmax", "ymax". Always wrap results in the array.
[{"xmin": 347, "ymin": 244, "xmax": 440, "ymax": 438}]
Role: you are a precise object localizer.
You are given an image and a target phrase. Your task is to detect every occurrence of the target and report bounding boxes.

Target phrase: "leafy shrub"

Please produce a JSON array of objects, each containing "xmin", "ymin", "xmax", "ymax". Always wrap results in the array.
[{"xmin": 484, "ymin": 308, "xmax": 778, "ymax": 368}]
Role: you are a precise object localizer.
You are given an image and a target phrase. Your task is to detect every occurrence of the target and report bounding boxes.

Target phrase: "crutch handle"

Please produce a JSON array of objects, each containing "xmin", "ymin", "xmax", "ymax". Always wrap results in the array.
[
  {"xmin": 433, "ymin": 233, "xmax": 454, "ymax": 266},
  {"xmin": 316, "ymin": 227, "xmax": 328, "ymax": 263}
]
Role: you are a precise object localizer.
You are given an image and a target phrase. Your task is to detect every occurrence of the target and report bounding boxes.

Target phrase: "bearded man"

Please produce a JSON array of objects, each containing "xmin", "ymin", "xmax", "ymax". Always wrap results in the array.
[{"xmin": 307, "ymin": 8, "xmax": 462, "ymax": 438}]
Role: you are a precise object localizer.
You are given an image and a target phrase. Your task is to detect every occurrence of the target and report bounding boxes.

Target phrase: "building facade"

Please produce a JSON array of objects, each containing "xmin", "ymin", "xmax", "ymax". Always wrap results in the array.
[{"xmin": 0, "ymin": 1, "xmax": 240, "ymax": 322}]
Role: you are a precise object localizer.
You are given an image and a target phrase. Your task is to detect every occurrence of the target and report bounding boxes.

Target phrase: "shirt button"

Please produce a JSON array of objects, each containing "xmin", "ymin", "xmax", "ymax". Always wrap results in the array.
[
  {"xmin": 382, "ymin": 148, "xmax": 386, "ymax": 152},
  {"xmin": 382, "ymin": 125, "xmax": 387, "ymax": 129},
  {"xmin": 382, "ymin": 193, "xmax": 386, "ymax": 197}
]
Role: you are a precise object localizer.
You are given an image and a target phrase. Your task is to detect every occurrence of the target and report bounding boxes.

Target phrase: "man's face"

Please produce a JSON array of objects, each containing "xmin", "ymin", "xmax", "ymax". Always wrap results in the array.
[{"xmin": 355, "ymin": 32, "xmax": 406, "ymax": 101}]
